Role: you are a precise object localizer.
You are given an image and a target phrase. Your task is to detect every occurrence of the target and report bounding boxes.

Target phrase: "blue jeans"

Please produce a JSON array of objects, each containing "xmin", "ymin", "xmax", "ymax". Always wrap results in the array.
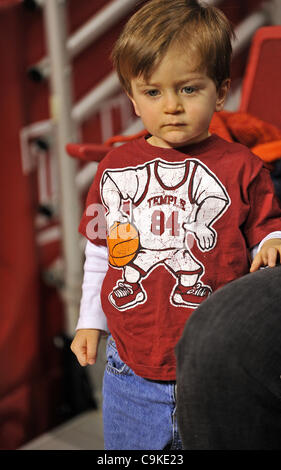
[{"xmin": 102, "ymin": 336, "xmax": 183, "ymax": 450}]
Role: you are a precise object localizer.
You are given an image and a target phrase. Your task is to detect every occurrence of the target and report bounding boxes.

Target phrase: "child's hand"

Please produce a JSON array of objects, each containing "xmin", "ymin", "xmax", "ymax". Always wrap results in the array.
[
  {"xmin": 70, "ymin": 329, "xmax": 101, "ymax": 366},
  {"xmin": 250, "ymin": 238, "xmax": 281, "ymax": 273}
]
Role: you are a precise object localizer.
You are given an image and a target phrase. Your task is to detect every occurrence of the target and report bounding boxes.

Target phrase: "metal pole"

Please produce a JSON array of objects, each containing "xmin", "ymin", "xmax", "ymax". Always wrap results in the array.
[
  {"xmin": 232, "ymin": 9, "xmax": 270, "ymax": 56},
  {"xmin": 29, "ymin": 0, "xmax": 139, "ymax": 81},
  {"xmin": 266, "ymin": 0, "xmax": 281, "ymax": 24},
  {"xmin": 72, "ymin": 71, "xmax": 120, "ymax": 124},
  {"xmin": 43, "ymin": 0, "xmax": 83, "ymax": 336}
]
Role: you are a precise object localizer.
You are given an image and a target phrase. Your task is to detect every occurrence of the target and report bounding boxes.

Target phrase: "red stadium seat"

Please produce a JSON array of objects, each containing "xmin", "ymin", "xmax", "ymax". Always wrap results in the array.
[
  {"xmin": 66, "ymin": 129, "xmax": 147, "ymax": 163},
  {"xmin": 239, "ymin": 26, "xmax": 281, "ymax": 129}
]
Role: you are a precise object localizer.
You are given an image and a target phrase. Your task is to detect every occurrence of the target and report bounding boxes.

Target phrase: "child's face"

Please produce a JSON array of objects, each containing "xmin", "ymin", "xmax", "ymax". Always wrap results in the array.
[{"xmin": 129, "ymin": 45, "xmax": 229, "ymax": 149}]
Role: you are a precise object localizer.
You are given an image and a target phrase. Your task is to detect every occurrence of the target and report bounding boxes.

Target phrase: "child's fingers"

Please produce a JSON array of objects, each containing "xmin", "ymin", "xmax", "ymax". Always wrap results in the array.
[
  {"xmin": 77, "ymin": 351, "xmax": 88, "ymax": 367},
  {"xmin": 267, "ymin": 247, "xmax": 279, "ymax": 267},
  {"xmin": 250, "ymin": 247, "xmax": 280, "ymax": 272},
  {"xmin": 71, "ymin": 329, "xmax": 101, "ymax": 366},
  {"xmin": 70, "ymin": 338, "xmax": 88, "ymax": 366},
  {"xmin": 73, "ymin": 346, "xmax": 88, "ymax": 366},
  {"xmin": 87, "ymin": 329, "xmax": 102, "ymax": 365},
  {"xmin": 86, "ymin": 339, "xmax": 98, "ymax": 365},
  {"xmin": 250, "ymin": 252, "xmax": 263, "ymax": 272}
]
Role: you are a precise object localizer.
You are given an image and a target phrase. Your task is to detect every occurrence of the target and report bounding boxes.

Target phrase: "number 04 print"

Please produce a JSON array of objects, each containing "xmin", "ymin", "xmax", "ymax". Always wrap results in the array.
[{"xmin": 151, "ymin": 210, "xmax": 181, "ymax": 236}]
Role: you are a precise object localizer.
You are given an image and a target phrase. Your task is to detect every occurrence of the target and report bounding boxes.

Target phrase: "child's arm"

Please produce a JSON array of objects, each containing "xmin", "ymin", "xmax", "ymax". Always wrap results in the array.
[
  {"xmin": 71, "ymin": 241, "xmax": 108, "ymax": 365},
  {"xmin": 76, "ymin": 241, "xmax": 108, "ymax": 331},
  {"xmin": 250, "ymin": 237, "xmax": 281, "ymax": 272}
]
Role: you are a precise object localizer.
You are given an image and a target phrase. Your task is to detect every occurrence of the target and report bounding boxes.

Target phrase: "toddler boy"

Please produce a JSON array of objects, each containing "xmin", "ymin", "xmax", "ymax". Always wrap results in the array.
[{"xmin": 71, "ymin": 0, "xmax": 281, "ymax": 450}]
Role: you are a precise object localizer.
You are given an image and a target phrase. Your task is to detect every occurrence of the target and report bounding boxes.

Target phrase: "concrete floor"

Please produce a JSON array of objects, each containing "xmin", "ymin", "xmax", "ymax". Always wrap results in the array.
[
  {"xmin": 19, "ymin": 337, "xmax": 107, "ymax": 450},
  {"xmin": 20, "ymin": 409, "xmax": 104, "ymax": 450}
]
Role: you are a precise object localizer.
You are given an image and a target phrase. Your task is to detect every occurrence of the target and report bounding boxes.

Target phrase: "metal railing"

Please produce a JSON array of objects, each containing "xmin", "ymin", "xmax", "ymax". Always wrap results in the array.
[{"xmin": 28, "ymin": 0, "xmax": 139, "ymax": 81}]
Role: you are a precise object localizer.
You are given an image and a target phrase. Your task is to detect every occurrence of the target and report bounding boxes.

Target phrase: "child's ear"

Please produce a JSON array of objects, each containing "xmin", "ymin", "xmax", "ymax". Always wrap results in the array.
[
  {"xmin": 127, "ymin": 92, "xmax": 141, "ymax": 117},
  {"xmin": 215, "ymin": 79, "xmax": 231, "ymax": 111}
]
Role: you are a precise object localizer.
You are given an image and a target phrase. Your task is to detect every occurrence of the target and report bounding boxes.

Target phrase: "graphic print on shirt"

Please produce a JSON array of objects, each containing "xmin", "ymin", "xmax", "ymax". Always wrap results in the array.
[{"xmin": 101, "ymin": 158, "xmax": 230, "ymax": 310}]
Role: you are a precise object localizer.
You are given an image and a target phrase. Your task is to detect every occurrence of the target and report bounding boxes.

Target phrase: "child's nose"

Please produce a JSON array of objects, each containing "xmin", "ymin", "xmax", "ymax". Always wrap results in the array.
[{"xmin": 163, "ymin": 91, "xmax": 183, "ymax": 114}]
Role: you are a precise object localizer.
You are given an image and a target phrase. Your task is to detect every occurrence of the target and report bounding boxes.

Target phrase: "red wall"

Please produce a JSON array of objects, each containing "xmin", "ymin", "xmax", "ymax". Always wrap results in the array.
[
  {"xmin": 0, "ymin": 5, "xmax": 65, "ymax": 449},
  {"xmin": 0, "ymin": 0, "xmax": 266, "ymax": 449}
]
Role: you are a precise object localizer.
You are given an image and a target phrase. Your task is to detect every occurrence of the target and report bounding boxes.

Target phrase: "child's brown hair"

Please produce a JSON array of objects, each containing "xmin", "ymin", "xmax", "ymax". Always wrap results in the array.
[{"xmin": 112, "ymin": 0, "xmax": 235, "ymax": 95}]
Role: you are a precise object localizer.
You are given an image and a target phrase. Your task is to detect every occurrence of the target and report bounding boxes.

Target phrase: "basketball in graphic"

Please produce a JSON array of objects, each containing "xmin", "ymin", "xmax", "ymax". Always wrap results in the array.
[{"xmin": 107, "ymin": 221, "xmax": 139, "ymax": 267}]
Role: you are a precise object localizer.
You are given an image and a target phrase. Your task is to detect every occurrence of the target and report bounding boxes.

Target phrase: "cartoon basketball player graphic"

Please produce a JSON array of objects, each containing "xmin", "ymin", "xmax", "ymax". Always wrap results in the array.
[{"xmin": 101, "ymin": 158, "xmax": 230, "ymax": 310}]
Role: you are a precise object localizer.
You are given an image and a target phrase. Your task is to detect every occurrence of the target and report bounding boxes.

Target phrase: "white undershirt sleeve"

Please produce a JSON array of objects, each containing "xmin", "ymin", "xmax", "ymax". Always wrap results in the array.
[{"xmin": 76, "ymin": 240, "xmax": 109, "ymax": 332}]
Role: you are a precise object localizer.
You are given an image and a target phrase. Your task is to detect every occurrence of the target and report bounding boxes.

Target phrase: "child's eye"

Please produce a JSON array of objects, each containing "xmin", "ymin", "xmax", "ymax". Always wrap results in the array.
[
  {"xmin": 182, "ymin": 86, "xmax": 195, "ymax": 94},
  {"xmin": 145, "ymin": 89, "xmax": 160, "ymax": 97}
]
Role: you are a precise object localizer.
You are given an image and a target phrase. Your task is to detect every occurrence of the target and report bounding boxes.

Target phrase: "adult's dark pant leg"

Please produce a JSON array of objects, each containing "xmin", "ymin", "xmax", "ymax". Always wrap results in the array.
[{"xmin": 176, "ymin": 265, "xmax": 281, "ymax": 450}]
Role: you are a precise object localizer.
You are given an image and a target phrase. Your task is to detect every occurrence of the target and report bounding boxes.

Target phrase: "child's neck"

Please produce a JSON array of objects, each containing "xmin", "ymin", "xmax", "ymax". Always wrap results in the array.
[{"xmin": 146, "ymin": 132, "xmax": 212, "ymax": 149}]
